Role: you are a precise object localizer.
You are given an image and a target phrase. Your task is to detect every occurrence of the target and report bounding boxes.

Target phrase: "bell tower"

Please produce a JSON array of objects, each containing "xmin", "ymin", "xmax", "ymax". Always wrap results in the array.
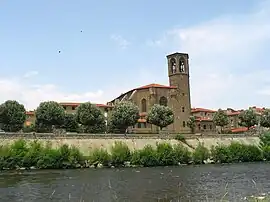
[{"xmin": 166, "ymin": 52, "xmax": 191, "ymax": 133}]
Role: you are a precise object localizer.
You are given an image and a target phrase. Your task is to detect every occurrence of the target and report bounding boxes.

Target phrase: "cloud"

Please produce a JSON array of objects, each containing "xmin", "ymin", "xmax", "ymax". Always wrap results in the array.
[
  {"xmin": 0, "ymin": 75, "xmax": 106, "ymax": 110},
  {"xmin": 110, "ymin": 34, "xmax": 130, "ymax": 49},
  {"xmin": 147, "ymin": 1, "xmax": 270, "ymax": 109},
  {"xmin": 23, "ymin": 71, "xmax": 39, "ymax": 78}
]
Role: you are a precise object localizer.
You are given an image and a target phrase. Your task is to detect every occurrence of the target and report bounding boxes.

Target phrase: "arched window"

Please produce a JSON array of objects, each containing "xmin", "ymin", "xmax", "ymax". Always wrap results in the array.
[
  {"xmin": 141, "ymin": 99, "xmax": 147, "ymax": 112},
  {"xmin": 170, "ymin": 58, "xmax": 177, "ymax": 74},
  {"xmin": 159, "ymin": 96, "xmax": 168, "ymax": 106},
  {"xmin": 179, "ymin": 57, "xmax": 185, "ymax": 73}
]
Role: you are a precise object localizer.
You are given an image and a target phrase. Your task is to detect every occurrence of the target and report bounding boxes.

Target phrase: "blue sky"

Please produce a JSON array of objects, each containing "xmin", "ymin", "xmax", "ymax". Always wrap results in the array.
[{"xmin": 0, "ymin": 0, "xmax": 270, "ymax": 110}]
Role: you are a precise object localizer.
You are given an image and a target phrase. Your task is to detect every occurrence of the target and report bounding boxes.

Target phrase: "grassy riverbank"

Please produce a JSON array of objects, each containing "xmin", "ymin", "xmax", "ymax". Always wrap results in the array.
[{"xmin": 1, "ymin": 134, "xmax": 270, "ymax": 170}]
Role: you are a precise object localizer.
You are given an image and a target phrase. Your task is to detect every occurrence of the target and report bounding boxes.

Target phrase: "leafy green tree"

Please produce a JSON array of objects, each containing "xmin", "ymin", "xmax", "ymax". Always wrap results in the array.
[
  {"xmin": 260, "ymin": 109, "xmax": 270, "ymax": 128},
  {"xmin": 75, "ymin": 102, "xmax": 106, "ymax": 133},
  {"xmin": 35, "ymin": 101, "xmax": 65, "ymax": 132},
  {"xmin": 62, "ymin": 114, "xmax": 78, "ymax": 132},
  {"xmin": 238, "ymin": 108, "xmax": 258, "ymax": 130},
  {"xmin": 0, "ymin": 100, "xmax": 26, "ymax": 132},
  {"xmin": 187, "ymin": 116, "xmax": 196, "ymax": 134},
  {"xmin": 213, "ymin": 109, "xmax": 229, "ymax": 133},
  {"xmin": 147, "ymin": 104, "xmax": 174, "ymax": 131},
  {"xmin": 109, "ymin": 101, "xmax": 140, "ymax": 133}
]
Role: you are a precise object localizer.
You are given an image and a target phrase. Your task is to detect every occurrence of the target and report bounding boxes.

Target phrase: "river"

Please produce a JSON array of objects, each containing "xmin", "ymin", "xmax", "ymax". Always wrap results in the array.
[{"xmin": 0, "ymin": 163, "xmax": 270, "ymax": 202}]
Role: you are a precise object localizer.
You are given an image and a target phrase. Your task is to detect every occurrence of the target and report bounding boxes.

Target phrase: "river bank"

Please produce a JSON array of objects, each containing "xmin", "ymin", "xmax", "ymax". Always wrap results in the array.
[
  {"xmin": 0, "ymin": 135, "xmax": 269, "ymax": 170},
  {"xmin": 0, "ymin": 133, "xmax": 260, "ymax": 155}
]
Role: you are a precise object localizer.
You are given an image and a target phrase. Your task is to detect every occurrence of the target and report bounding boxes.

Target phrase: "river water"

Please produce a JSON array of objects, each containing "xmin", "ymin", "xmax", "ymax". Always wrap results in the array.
[{"xmin": 0, "ymin": 163, "xmax": 270, "ymax": 202}]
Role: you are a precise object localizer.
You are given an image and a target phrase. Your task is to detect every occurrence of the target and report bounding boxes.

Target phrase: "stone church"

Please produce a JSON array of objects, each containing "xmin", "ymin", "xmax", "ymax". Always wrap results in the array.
[{"xmin": 107, "ymin": 52, "xmax": 192, "ymax": 134}]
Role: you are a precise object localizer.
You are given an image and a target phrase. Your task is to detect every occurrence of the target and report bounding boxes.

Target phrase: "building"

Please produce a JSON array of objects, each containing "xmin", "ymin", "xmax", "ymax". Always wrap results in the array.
[
  {"xmin": 25, "ymin": 102, "xmax": 113, "ymax": 126},
  {"xmin": 107, "ymin": 52, "xmax": 192, "ymax": 134},
  {"xmin": 191, "ymin": 108, "xmax": 217, "ymax": 133}
]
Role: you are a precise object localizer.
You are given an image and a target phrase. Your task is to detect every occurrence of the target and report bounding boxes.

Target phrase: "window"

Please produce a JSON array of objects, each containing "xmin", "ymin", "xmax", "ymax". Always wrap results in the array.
[
  {"xmin": 203, "ymin": 125, "xmax": 206, "ymax": 130},
  {"xmin": 198, "ymin": 124, "xmax": 201, "ymax": 130},
  {"xmin": 183, "ymin": 121, "xmax": 186, "ymax": 127},
  {"xmin": 204, "ymin": 112, "xmax": 207, "ymax": 116},
  {"xmin": 138, "ymin": 123, "xmax": 141, "ymax": 128},
  {"xmin": 159, "ymin": 96, "xmax": 168, "ymax": 106},
  {"xmin": 182, "ymin": 107, "xmax": 185, "ymax": 112},
  {"xmin": 170, "ymin": 58, "xmax": 177, "ymax": 74},
  {"xmin": 72, "ymin": 106, "xmax": 76, "ymax": 110},
  {"xmin": 142, "ymin": 123, "xmax": 147, "ymax": 128},
  {"xmin": 62, "ymin": 106, "xmax": 66, "ymax": 110},
  {"xmin": 210, "ymin": 125, "xmax": 212, "ymax": 130},
  {"xmin": 141, "ymin": 99, "xmax": 147, "ymax": 112},
  {"xmin": 179, "ymin": 58, "xmax": 185, "ymax": 72}
]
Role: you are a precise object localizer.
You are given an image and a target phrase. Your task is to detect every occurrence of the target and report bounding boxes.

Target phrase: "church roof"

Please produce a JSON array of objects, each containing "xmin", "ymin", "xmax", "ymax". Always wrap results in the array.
[
  {"xmin": 108, "ymin": 83, "xmax": 176, "ymax": 103},
  {"xmin": 135, "ymin": 83, "xmax": 177, "ymax": 90}
]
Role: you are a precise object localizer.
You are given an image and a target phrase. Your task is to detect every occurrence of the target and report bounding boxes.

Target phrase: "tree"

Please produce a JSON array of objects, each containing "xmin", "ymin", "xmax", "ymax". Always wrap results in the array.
[
  {"xmin": 62, "ymin": 114, "xmax": 78, "ymax": 132},
  {"xmin": 0, "ymin": 100, "xmax": 26, "ymax": 132},
  {"xmin": 147, "ymin": 104, "xmax": 174, "ymax": 131},
  {"xmin": 260, "ymin": 109, "xmax": 270, "ymax": 128},
  {"xmin": 238, "ymin": 108, "xmax": 258, "ymax": 130},
  {"xmin": 187, "ymin": 116, "xmax": 196, "ymax": 134},
  {"xmin": 75, "ymin": 102, "xmax": 106, "ymax": 133},
  {"xmin": 35, "ymin": 101, "xmax": 65, "ymax": 132},
  {"xmin": 109, "ymin": 101, "xmax": 140, "ymax": 133},
  {"xmin": 213, "ymin": 109, "xmax": 229, "ymax": 133}
]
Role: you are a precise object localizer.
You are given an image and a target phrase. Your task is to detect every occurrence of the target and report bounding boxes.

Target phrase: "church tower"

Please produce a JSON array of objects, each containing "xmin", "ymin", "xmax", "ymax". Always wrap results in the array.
[{"xmin": 166, "ymin": 52, "xmax": 191, "ymax": 133}]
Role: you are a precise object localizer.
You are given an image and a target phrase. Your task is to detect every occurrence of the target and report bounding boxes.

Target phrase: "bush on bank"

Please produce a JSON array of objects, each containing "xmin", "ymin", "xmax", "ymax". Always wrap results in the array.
[{"xmin": 1, "ymin": 137, "xmax": 270, "ymax": 170}]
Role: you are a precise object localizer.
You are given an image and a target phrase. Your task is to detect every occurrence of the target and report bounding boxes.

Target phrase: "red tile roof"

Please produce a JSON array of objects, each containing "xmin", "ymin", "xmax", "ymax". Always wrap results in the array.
[
  {"xmin": 26, "ymin": 111, "xmax": 34, "ymax": 115},
  {"xmin": 136, "ymin": 83, "xmax": 177, "ymax": 90},
  {"xmin": 59, "ymin": 102, "xmax": 112, "ymax": 108},
  {"xmin": 231, "ymin": 126, "xmax": 255, "ymax": 133},
  {"xmin": 138, "ymin": 118, "xmax": 147, "ymax": 123},
  {"xmin": 139, "ymin": 112, "xmax": 147, "ymax": 116},
  {"xmin": 192, "ymin": 108, "xmax": 217, "ymax": 113},
  {"xmin": 227, "ymin": 111, "xmax": 241, "ymax": 116},
  {"xmin": 231, "ymin": 127, "xmax": 248, "ymax": 133},
  {"xmin": 109, "ymin": 83, "xmax": 177, "ymax": 103}
]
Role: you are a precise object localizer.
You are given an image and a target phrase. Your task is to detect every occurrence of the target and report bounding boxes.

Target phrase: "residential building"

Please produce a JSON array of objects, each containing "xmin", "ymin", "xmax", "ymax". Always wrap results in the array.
[
  {"xmin": 191, "ymin": 108, "xmax": 216, "ymax": 133},
  {"xmin": 24, "ymin": 103, "xmax": 113, "ymax": 126}
]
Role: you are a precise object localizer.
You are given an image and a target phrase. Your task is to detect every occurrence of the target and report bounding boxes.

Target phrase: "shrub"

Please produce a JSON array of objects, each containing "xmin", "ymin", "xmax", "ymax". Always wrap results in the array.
[
  {"xmin": 130, "ymin": 150, "xmax": 141, "ymax": 166},
  {"xmin": 173, "ymin": 144, "xmax": 192, "ymax": 164},
  {"xmin": 262, "ymin": 146, "xmax": 270, "ymax": 161},
  {"xmin": 175, "ymin": 134, "xmax": 186, "ymax": 143},
  {"xmin": 211, "ymin": 142, "xmax": 263, "ymax": 163},
  {"xmin": 111, "ymin": 141, "xmax": 131, "ymax": 166},
  {"xmin": 22, "ymin": 141, "xmax": 44, "ymax": 167},
  {"xmin": 131, "ymin": 145, "xmax": 158, "ymax": 167},
  {"xmin": 89, "ymin": 148, "xmax": 111, "ymax": 166},
  {"xmin": 211, "ymin": 144, "xmax": 231, "ymax": 163},
  {"xmin": 193, "ymin": 143, "xmax": 210, "ymax": 164},
  {"xmin": 156, "ymin": 143, "xmax": 177, "ymax": 166},
  {"xmin": 8, "ymin": 139, "xmax": 29, "ymax": 168},
  {"xmin": 22, "ymin": 124, "xmax": 35, "ymax": 133},
  {"xmin": 259, "ymin": 132, "xmax": 270, "ymax": 148}
]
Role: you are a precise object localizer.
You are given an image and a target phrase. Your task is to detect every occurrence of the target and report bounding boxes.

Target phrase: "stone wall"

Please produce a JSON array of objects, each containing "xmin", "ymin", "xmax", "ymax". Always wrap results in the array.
[{"xmin": 0, "ymin": 133, "xmax": 261, "ymax": 155}]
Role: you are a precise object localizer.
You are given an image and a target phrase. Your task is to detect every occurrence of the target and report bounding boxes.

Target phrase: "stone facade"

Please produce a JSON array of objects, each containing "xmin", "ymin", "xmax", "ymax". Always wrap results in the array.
[
  {"xmin": 107, "ymin": 52, "xmax": 192, "ymax": 134},
  {"xmin": 191, "ymin": 108, "xmax": 217, "ymax": 133}
]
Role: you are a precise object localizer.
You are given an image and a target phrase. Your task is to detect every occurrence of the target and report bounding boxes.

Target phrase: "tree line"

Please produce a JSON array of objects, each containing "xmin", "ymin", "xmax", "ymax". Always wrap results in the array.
[
  {"xmin": 0, "ymin": 100, "xmax": 174, "ymax": 133},
  {"xmin": 187, "ymin": 108, "xmax": 270, "ymax": 133}
]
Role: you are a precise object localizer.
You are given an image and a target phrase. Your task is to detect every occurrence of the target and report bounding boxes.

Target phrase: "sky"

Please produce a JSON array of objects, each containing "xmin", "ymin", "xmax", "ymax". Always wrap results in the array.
[{"xmin": 0, "ymin": 0, "xmax": 270, "ymax": 110}]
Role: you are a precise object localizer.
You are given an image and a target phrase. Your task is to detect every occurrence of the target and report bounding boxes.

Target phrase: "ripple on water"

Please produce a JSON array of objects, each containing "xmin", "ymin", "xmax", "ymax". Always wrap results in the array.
[{"xmin": 0, "ymin": 163, "xmax": 270, "ymax": 201}]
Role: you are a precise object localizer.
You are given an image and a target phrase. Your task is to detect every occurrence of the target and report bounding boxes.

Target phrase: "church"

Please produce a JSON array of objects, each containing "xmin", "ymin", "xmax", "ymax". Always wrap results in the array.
[{"xmin": 107, "ymin": 52, "xmax": 192, "ymax": 134}]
